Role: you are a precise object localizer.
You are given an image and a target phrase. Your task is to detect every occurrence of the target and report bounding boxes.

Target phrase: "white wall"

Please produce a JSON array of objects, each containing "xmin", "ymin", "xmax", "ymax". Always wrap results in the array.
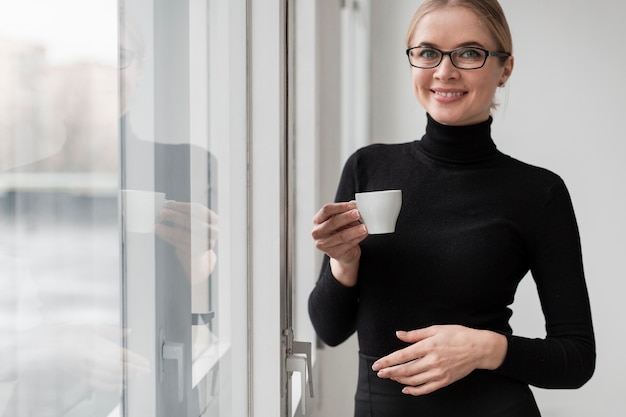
[{"xmin": 367, "ymin": 0, "xmax": 626, "ymax": 415}]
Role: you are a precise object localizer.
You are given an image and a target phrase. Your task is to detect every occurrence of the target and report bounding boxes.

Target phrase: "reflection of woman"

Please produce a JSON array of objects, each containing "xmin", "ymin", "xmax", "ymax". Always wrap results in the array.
[
  {"xmin": 308, "ymin": 1, "xmax": 595, "ymax": 415},
  {"xmin": 120, "ymin": 10, "xmax": 218, "ymax": 415},
  {"xmin": 120, "ymin": 13, "xmax": 219, "ymax": 288}
]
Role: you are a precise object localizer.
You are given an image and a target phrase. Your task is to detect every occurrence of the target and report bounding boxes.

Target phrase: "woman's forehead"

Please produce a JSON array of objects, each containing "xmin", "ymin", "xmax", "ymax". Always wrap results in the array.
[{"xmin": 410, "ymin": 6, "xmax": 494, "ymax": 49}]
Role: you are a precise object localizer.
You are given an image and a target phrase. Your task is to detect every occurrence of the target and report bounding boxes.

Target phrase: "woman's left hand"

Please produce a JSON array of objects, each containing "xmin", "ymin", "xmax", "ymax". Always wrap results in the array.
[
  {"xmin": 371, "ymin": 325, "xmax": 507, "ymax": 396},
  {"xmin": 155, "ymin": 201, "xmax": 218, "ymax": 281}
]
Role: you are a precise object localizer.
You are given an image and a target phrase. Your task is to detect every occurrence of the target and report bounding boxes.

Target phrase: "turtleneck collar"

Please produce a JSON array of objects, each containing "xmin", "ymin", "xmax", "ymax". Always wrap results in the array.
[{"xmin": 417, "ymin": 113, "xmax": 500, "ymax": 164}]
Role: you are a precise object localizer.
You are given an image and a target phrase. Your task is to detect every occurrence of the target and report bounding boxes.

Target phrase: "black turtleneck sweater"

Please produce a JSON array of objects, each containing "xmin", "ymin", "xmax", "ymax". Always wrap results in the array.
[{"xmin": 308, "ymin": 115, "xmax": 595, "ymax": 416}]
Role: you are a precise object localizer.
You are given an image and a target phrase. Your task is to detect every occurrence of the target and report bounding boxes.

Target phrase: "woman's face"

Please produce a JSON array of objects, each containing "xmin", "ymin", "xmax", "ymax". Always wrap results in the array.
[{"xmin": 409, "ymin": 6, "xmax": 513, "ymax": 126}]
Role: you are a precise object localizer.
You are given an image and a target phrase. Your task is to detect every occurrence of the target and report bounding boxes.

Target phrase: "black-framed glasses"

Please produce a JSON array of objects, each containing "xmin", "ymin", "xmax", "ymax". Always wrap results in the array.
[
  {"xmin": 119, "ymin": 48, "xmax": 136, "ymax": 70},
  {"xmin": 406, "ymin": 46, "xmax": 510, "ymax": 70}
]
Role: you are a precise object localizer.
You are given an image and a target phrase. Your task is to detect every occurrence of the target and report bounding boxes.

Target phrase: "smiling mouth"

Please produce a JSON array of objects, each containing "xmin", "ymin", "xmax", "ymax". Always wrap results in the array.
[{"xmin": 433, "ymin": 91, "xmax": 466, "ymax": 97}]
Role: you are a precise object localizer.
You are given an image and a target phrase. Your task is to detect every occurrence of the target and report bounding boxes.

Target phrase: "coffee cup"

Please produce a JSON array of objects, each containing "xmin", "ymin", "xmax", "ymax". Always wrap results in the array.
[
  {"xmin": 354, "ymin": 190, "xmax": 402, "ymax": 235},
  {"xmin": 121, "ymin": 189, "xmax": 171, "ymax": 233}
]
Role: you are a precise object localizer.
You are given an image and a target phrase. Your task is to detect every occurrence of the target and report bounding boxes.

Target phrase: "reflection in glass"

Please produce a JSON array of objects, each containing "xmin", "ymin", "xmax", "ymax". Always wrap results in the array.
[
  {"xmin": 120, "ymin": 0, "xmax": 247, "ymax": 416},
  {"xmin": 1, "ymin": 0, "xmax": 247, "ymax": 415},
  {"xmin": 0, "ymin": 1, "xmax": 126, "ymax": 416}
]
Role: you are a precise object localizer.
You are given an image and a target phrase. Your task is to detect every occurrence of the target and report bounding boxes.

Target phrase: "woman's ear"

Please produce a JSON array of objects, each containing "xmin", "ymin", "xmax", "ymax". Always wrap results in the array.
[{"xmin": 499, "ymin": 56, "xmax": 514, "ymax": 86}]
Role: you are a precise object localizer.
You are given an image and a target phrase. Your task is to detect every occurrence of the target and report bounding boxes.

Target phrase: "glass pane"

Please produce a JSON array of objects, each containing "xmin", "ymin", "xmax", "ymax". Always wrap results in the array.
[
  {"xmin": 0, "ymin": 1, "xmax": 122, "ymax": 416},
  {"xmin": 120, "ymin": 0, "xmax": 248, "ymax": 416}
]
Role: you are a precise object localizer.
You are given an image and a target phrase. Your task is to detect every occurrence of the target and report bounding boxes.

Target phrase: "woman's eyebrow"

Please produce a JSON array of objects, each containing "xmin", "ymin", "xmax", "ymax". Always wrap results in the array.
[
  {"xmin": 412, "ymin": 41, "xmax": 438, "ymax": 48},
  {"xmin": 456, "ymin": 41, "xmax": 487, "ymax": 48},
  {"xmin": 414, "ymin": 40, "xmax": 487, "ymax": 49}
]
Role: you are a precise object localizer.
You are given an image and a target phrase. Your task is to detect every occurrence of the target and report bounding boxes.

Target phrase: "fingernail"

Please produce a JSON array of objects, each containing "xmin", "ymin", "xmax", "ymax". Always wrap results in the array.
[
  {"xmin": 372, "ymin": 362, "xmax": 380, "ymax": 371},
  {"xmin": 396, "ymin": 330, "xmax": 407, "ymax": 337},
  {"xmin": 350, "ymin": 209, "xmax": 359, "ymax": 219},
  {"xmin": 360, "ymin": 225, "xmax": 368, "ymax": 234}
]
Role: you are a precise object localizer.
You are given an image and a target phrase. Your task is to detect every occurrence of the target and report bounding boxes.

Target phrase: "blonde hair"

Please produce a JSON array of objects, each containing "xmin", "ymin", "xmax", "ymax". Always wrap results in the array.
[{"xmin": 406, "ymin": 0, "xmax": 513, "ymax": 59}]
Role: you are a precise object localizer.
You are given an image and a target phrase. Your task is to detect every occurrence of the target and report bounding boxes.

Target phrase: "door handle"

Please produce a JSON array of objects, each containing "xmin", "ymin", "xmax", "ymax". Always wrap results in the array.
[
  {"xmin": 286, "ymin": 340, "xmax": 314, "ymax": 415},
  {"xmin": 161, "ymin": 330, "xmax": 184, "ymax": 402}
]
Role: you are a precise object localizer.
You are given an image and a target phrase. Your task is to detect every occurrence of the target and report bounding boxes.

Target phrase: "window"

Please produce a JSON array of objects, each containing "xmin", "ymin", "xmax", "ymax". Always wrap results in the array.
[
  {"xmin": 1, "ymin": 1, "xmax": 249, "ymax": 416},
  {"xmin": 0, "ymin": 1, "xmax": 121, "ymax": 416}
]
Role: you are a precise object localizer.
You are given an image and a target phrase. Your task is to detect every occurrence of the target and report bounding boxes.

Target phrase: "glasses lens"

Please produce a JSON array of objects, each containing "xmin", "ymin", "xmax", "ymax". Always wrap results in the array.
[
  {"xmin": 119, "ymin": 48, "xmax": 134, "ymax": 70},
  {"xmin": 451, "ymin": 47, "xmax": 487, "ymax": 69},
  {"xmin": 409, "ymin": 47, "xmax": 441, "ymax": 69}
]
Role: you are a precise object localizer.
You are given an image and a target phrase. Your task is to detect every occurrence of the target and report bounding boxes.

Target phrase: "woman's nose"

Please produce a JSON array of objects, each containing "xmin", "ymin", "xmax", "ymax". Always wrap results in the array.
[{"xmin": 434, "ymin": 55, "xmax": 459, "ymax": 80}]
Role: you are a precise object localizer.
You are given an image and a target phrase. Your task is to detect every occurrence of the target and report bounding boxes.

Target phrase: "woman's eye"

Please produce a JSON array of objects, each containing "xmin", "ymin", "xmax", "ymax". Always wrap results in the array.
[
  {"xmin": 419, "ymin": 49, "xmax": 439, "ymax": 59},
  {"xmin": 458, "ymin": 48, "xmax": 482, "ymax": 59}
]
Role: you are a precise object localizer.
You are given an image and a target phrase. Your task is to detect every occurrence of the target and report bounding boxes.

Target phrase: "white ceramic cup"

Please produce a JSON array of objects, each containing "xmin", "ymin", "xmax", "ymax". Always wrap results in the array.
[
  {"xmin": 354, "ymin": 189, "xmax": 402, "ymax": 234},
  {"xmin": 121, "ymin": 189, "xmax": 170, "ymax": 233}
]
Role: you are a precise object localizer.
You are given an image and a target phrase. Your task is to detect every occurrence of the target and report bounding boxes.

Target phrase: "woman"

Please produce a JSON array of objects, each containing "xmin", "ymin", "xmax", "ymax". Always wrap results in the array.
[{"xmin": 308, "ymin": 1, "xmax": 595, "ymax": 416}]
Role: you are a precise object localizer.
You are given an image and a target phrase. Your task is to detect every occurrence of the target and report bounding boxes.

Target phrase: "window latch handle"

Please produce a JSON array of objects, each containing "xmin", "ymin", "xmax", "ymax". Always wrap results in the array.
[
  {"xmin": 286, "ymin": 340, "xmax": 314, "ymax": 415},
  {"xmin": 162, "ymin": 340, "xmax": 184, "ymax": 402}
]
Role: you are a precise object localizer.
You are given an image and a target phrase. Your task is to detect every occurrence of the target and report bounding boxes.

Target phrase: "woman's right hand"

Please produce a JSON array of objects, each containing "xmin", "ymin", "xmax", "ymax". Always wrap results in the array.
[{"xmin": 311, "ymin": 201, "xmax": 368, "ymax": 287}]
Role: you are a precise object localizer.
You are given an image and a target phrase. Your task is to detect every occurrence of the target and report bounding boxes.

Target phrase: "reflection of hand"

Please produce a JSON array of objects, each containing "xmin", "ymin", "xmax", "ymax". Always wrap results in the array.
[
  {"xmin": 26, "ymin": 324, "xmax": 150, "ymax": 392},
  {"xmin": 371, "ymin": 325, "xmax": 507, "ymax": 396},
  {"xmin": 155, "ymin": 201, "xmax": 219, "ymax": 281},
  {"xmin": 63, "ymin": 325, "xmax": 151, "ymax": 391},
  {"xmin": 311, "ymin": 201, "xmax": 367, "ymax": 287}
]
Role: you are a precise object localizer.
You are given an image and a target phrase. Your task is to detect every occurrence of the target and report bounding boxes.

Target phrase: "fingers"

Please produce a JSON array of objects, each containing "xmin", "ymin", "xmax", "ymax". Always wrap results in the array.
[
  {"xmin": 314, "ymin": 220, "xmax": 367, "ymax": 250},
  {"xmin": 401, "ymin": 380, "xmax": 444, "ymax": 396},
  {"xmin": 372, "ymin": 329, "xmax": 431, "ymax": 371},
  {"xmin": 392, "ymin": 363, "xmax": 456, "ymax": 397},
  {"xmin": 89, "ymin": 345, "xmax": 151, "ymax": 391},
  {"xmin": 159, "ymin": 202, "xmax": 218, "ymax": 232},
  {"xmin": 124, "ymin": 348, "xmax": 152, "ymax": 374},
  {"xmin": 94, "ymin": 324, "xmax": 129, "ymax": 342},
  {"xmin": 156, "ymin": 202, "xmax": 219, "ymax": 251},
  {"xmin": 312, "ymin": 201, "xmax": 357, "ymax": 226},
  {"xmin": 312, "ymin": 202, "xmax": 369, "ymax": 261},
  {"xmin": 314, "ymin": 223, "xmax": 367, "ymax": 263},
  {"xmin": 373, "ymin": 325, "xmax": 481, "ymax": 397},
  {"xmin": 155, "ymin": 222, "xmax": 195, "ymax": 247},
  {"xmin": 372, "ymin": 348, "xmax": 450, "ymax": 397},
  {"xmin": 385, "ymin": 362, "xmax": 436, "ymax": 389},
  {"xmin": 371, "ymin": 328, "xmax": 435, "ymax": 392},
  {"xmin": 395, "ymin": 328, "xmax": 435, "ymax": 343},
  {"xmin": 164, "ymin": 201, "xmax": 218, "ymax": 222}
]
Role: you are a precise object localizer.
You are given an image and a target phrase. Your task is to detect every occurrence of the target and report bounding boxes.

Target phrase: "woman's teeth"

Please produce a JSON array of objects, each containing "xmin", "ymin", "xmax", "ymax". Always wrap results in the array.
[{"xmin": 435, "ymin": 91, "xmax": 464, "ymax": 97}]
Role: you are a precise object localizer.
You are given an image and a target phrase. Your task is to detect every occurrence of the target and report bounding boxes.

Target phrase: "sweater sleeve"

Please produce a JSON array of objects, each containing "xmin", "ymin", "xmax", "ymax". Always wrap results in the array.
[
  {"xmin": 308, "ymin": 152, "xmax": 362, "ymax": 346},
  {"xmin": 308, "ymin": 257, "xmax": 360, "ymax": 346},
  {"xmin": 496, "ymin": 180, "xmax": 596, "ymax": 388}
]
